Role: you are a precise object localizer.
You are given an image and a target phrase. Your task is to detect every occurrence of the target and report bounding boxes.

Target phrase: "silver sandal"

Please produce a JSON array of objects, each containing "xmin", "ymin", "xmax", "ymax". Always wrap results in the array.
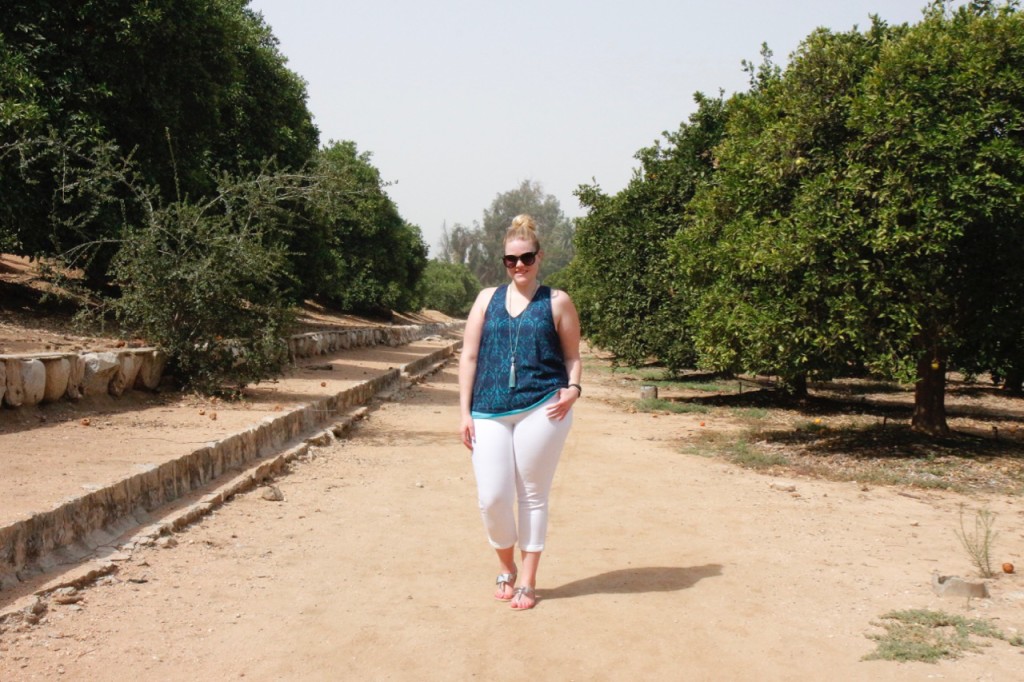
[
  {"xmin": 494, "ymin": 567, "xmax": 517, "ymax": 601},
  {"xmin": 510, "ymin": 585, "xmax": 536, "ymax": 610}
]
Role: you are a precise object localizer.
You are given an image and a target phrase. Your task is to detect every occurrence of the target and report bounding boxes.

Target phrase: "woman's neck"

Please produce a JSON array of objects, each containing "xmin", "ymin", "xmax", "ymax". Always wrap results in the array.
[
  {"xmin": 507, "ymin": 280, "xmax": 539, "ymax": 316},
  {"xmin": 509, "ymin": 280, "xmax": 539, "ymax": 297}
]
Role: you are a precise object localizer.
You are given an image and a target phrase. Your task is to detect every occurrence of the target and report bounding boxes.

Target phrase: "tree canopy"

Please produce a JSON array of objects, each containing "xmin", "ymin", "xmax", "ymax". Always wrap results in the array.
[
  {"xmin": 1, "ymin": 0, "xmax": 318, "ymax": 276},
  {"xmin": 438, "ymin": 180, "xmax": 575, "ymax": 287},
  {"xmin": 1, "ymin": 2, "xmax": 430, "ymax": 391},
  {"xmin": 570, "ymin": 1, "xmax": 1024, "ymax": 434}
]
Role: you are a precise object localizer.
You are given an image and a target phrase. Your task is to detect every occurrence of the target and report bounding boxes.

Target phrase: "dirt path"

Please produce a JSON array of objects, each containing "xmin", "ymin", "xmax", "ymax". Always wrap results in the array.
[{"xmin": 1, "ymin": 357, "xmax": 1022, "ymax": 680}]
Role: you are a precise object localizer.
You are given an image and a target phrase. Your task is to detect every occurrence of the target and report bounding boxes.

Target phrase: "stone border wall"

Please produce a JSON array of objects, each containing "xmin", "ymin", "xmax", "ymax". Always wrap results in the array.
[
  {"xmin": 0, "ymin": 335, "xmax": 463, "ymax": 590},
  {"xmin": 1, "ymin": 322, "xmax": 462, "ymax": 410},
  {"xmin": 285, "ymin": 322, "xmax": 458, "ymax": 359}
]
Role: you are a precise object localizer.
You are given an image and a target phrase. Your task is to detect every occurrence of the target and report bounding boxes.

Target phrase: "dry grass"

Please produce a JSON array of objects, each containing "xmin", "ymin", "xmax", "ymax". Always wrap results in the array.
[{"xmin": 585, "ymin": 348, "xmax": 1024, "ymax": 496}]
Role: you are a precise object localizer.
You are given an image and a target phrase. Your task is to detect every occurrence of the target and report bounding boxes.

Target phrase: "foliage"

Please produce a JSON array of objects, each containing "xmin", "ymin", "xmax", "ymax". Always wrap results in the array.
[
  {"xmin": 841, "ymin": 2, "xmax": 1024, "ymax": 430},
  {"xmin": 8, "ymin": 130, "xmax": 434, "ymax": 393},
  {"xmin": 438, "ymin": 180, "xmax": 575, "ymax": 287},
  {"xmin": 1, "ymin": 133, "xmax": 151, "ymax": 293},
  {"xmin": 302, "ymin": 141, "xmax": 428, "ymax": 315},
  {"xmin": 574, "ymin": 2, "xmax": 1024, "ymax": 434},
  {"xmin": 108, "ymin": 165, "xmax": 302, "ymax": 395},
  {"xmin": 954, "ymin": 505, "xmax": 998, "ymax": 578},
  {"xmin": 570, "ymin": 92, "xmax": 728, "ymax": 371},
  {"xmin": 0, "ymin": 0, "xmax": 318, "ymax": 281},
  {"xmin": 677, "ymin": 24, "xmax": 896, "ymax": 393},
  {"xmin": 865, "ymin": 609, "xmax": 1009, "ymax": 663},
  {"xmin": 417, "ymin": 260, "xmax": 480, "ymax": 317}
]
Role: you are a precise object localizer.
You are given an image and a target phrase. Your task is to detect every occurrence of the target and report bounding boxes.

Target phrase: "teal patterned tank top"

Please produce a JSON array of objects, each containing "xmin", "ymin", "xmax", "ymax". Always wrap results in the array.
[{"xmin": 471, "ymin": 284, "xmax": 568, "ymax": 417}]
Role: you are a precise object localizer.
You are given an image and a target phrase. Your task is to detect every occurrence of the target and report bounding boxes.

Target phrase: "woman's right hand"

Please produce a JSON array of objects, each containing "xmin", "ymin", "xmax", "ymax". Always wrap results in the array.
[{"xmin": 460, "ymin": 415, "xmax": 475, "ymax": 451}]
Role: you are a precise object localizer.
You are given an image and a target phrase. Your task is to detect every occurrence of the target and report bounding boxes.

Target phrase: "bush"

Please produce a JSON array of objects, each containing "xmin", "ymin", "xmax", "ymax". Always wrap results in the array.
[
  {"xmin": 417, "ymin": 260, "xmax": 480, "ymax": 317},
  {"xmin": 109, "ymin": 170, "xmax": 299, "ymax": 394}
]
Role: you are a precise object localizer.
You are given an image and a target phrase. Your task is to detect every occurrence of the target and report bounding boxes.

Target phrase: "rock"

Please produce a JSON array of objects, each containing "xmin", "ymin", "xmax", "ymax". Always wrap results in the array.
[
  {"xmin": 65, "ymin": 354, "xmax": 85, "ymax": 399},
  {"xmin": 770, "ymin": 482, "xmax": 797, "ymax": 493},
  {"xmin": 0, "ymin": 360, "xmax": 5, "ymax": 404},
  {"xmin": 52, "ymin": 587, "xmax": 84, "ymax": 605},
  {"xmin": 261, "ymin": 485, "xmax": 284, "ymax": 502},
  {"xmin": 41, "ymin": 356, "xmax": 71, "ymax": 402},
  {"xmin": 22, "ymin": 595, "xmax": 47, "ymax": 624},
  {"xmin": 81, "ymin": 352, "xmax": 122, "ymax": 397},
  {"xmin": 133, "ymin": 350, "xmax": 167, "ymax": 391},
  {"xmin": 156, "ymin": 536, "xmax": 178, "ymax": 549},
  {"xmin": 3, "ymin": 358, "xmax": 24, "ymax": 407},
  {"xmin": 111, "ymin": 353, "xmax": 143, "ymax": 396},
  {"xmin": 17, "ymin": 359, "xmax": 46, "ymax": 406},
  {"xmin": 931, "ymin": 572, "xmax": 990, "ymax": 599}
]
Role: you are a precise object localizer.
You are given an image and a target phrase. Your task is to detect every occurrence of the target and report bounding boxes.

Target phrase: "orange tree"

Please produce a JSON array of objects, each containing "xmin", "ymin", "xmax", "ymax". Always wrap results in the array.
[
  {"xmin": 568, "ymin": 93, "xmax": 728, "ymax": 371},
  {"xmin": 835, "ymin": 1, "xmax": 1024, "ymax": 430},
  {"xmin": 676, "ymin": 24, "xmax": 899, "ymax": 395},
  {"xmin": 678, "ymin": 2, "xmax": 1024, "ymax": 433},
  {"xmin": 0, "ymin": 0, "xmax": 317, "ymax": 284},
  {"xmin": 302, "ymin": 141, "xmax": 427, "ymax": 316}
]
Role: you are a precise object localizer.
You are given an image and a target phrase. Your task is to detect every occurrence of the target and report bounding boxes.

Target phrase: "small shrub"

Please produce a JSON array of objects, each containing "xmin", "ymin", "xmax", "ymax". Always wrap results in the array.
[
  {"xmin": 954, "ymin": 505, "xmax": 998, "ymax": 578},
  {"xmin": 109, "ymin": 171, "xmax": 298, "ymax": 394},
  {"xmin": 417, "ymin": 260, "xmax": 480, "ymax": 317},
  {"xmin": 865, "ymin": 609, "xmax": 1008, "ymax": 663}
]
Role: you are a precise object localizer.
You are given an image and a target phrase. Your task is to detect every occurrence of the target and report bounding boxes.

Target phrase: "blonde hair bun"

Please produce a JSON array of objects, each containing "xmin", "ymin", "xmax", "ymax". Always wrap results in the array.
[{"xmin": 506, "ymin": 214, "xmax": 540, "ymax": 248}]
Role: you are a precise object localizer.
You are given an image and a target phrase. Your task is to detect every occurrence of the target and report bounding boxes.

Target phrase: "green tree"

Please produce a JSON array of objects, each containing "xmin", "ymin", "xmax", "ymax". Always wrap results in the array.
[
  {"xmin": 304, "ymin": 141, "xmax": 427, "ymax": 315},
  {"xmin": 110, "ymin": 167, "xmax": 299, "ymax": 395},
  {"xmin": 677, "ymin": 25, "xmax": 896, "ymax": 395},
  {"xmin": 417, "ymin": 260, "xmax": 481, "ymax": 317},
  {"xmin": 0, "ymin": 0, "xmax": 317, "ymax": 282},
  {"xmin": 837, "ymin": 0, "xmax": 1024, "ymax": 431},
  {"xmin": 570, "ymin": 93, "xmax": 729, "ymax": 370},
  {"xmin": 678, "ymin": 2, "xmax": 1024, "ymax": 432}
]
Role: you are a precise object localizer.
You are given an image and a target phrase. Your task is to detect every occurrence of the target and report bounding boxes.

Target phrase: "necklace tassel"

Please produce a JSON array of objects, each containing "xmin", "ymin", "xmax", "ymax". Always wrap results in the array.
[{"xmin": 509, "ymin": 360, "xmax": 517, "ymax": 388}]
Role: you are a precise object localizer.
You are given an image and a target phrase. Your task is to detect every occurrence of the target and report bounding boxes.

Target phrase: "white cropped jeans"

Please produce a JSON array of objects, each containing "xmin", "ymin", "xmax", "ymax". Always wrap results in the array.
[{"xmin": 471, "ymin": 395, "xmax": 573, "ymax": 552}]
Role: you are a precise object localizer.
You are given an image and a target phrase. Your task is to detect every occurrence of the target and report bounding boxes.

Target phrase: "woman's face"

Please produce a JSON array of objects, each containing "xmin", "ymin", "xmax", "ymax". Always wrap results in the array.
[{"xmin": 503, "ymin": 238, "xmax": 540, "ymax": 284}]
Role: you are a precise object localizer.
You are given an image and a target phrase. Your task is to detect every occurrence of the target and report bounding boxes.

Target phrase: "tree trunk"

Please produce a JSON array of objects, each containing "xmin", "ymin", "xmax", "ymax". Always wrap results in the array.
[
  {"xmin": 778, "ymin": 373, "xmax": 808, "ymax": 399},
  {"xmin": 912, "ymin": 354, "xmax": 949, "ymax": 435},
  {"xmin": 1002, "ymin": 368, "xmax": 1023, "ymax": 395}
]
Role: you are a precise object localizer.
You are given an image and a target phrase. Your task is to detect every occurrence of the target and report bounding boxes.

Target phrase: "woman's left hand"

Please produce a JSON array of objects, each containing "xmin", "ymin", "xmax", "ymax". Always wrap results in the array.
[{"xmin": 546, "ymin": 388, "xmax": 578, "ymax": 421}]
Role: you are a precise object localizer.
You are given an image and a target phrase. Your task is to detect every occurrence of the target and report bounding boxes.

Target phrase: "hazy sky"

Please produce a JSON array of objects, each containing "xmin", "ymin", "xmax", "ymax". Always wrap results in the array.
[{"xmin": 248, "ymin": 1, "xmax": 961, "ymax": 255}]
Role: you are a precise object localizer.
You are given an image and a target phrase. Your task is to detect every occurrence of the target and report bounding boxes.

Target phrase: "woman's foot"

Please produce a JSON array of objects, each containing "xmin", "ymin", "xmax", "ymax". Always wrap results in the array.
[
  {"xmin": 510, "ymin": 585, "xmax": 536, "ymax": 611},
  {"xmin": 494, "ymin": 567, "xmax": 517, "ymax": 601}
]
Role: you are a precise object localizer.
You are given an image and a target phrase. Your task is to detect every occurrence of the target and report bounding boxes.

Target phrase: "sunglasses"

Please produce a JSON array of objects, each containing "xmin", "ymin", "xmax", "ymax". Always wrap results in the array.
[{"xmin": 503, "ymin": 251, "xmax": 537, "ymax": 268}]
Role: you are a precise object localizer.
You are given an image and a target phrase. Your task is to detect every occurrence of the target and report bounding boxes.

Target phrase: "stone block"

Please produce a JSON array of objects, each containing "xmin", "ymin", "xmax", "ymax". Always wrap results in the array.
[
  {"xmin": 20, "ymin": 358, "xmax": 46, "ymax": 405},
  {"xmin": 111, "ymin": 353, "xmax": 143, "ymax": 396},
  {"xmin": 3, "ymin": 358, "xmax": 25, "ymax": 407},
  {"xmin": 41, "ymin": 356, "xmax": 71, "ymax": 403},
  {"xmin": 134, "ymin": 349, "xmax": 166, "ymax": 390},
  {"xmin": 81, "ymin": 351, "xmax": 121, "ymax": 396},
  {"xmin": 66, "ymin": 354, "xmax": 85, "ymax": 399}
]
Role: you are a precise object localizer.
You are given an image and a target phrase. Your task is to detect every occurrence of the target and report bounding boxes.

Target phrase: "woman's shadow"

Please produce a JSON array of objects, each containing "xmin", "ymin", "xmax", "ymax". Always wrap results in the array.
[{"xmin": 542, "ymin": 564, "xmax": 722, "ymax": 600}]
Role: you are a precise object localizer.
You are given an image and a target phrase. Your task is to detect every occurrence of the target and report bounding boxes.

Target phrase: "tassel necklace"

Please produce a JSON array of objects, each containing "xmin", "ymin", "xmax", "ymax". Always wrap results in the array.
[{"xmin": 507, "ymin": 283, "xmax": 537, "ymax": 389}]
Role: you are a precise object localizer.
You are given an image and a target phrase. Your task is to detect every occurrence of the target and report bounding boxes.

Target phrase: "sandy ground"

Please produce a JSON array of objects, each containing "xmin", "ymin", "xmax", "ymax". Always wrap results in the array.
[
  {"xmin": 0, "ymin": 339, "xmax": 456, "ymax": 526},
  {"xmin": 1, "ymin": 349, "xmax": 1022, "ymax": 681}
]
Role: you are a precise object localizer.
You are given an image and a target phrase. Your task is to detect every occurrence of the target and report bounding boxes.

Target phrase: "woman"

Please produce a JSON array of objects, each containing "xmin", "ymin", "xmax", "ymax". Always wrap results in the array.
[{"xmin": 459, "ymin": 213, "xmax": 582, "ymax": 611}]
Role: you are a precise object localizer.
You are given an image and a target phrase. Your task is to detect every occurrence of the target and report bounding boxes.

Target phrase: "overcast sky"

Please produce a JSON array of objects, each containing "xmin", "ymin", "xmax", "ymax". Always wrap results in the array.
[{"xmin": 247, "ymin": 0, "xmax": 962, "ymax": 255}]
